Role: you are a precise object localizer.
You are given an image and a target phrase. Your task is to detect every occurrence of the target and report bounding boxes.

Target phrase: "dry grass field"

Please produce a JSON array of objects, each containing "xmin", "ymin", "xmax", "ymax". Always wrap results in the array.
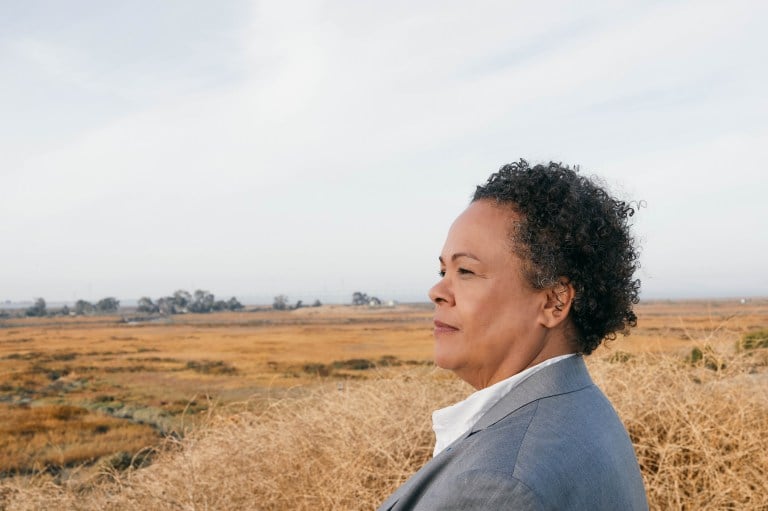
[
  {"xmin": 1, "ymin": 300, "xmax": 767, "ymax": 510},
  {"xmin": 0, "ymin": 306, "xmax": 434, "ymax": 479}
]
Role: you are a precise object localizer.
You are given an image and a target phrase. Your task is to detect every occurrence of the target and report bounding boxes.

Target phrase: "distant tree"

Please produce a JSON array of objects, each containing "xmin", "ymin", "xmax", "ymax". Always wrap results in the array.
[
  {"xmin": 172, "ymin": 290, "xmax": 192, "ymax": 311},
  {"xmin": 26, "ymin": 298, "xmax": 47, "ymax": 317},
  {"xmin": 96, "ymin": 297, "xmax": 120, "ymax": 313},
  {"xmin": 226, "ymin": 297, "xmax": 244, "ymax": 311},
  {"xmin": 312, "ymin": 299, "xmax": 322, "ymax": 307},
  {"xmin": 352, "ymin": 291, "xmax": 369, "ymax": 306},
  {"xmin": 156, "ymin": 296, "xmax": 176, "ymax": 315},
  {"xmin": 74, "ymin": 299, "xmax": 95, "ymax": 316},
  {"xmin": 189, "ymin": 290, "xmax": 215, "ymax": 313},
  {"xmin": 293, "ymin": 300, "xmax": 303, "ymax": 310},
  {"xmin": 137, "ymin": 296, "xmax": 158, "ymax": 313},
  {"xmin": 60, "ymin": 305, "xmax": 71, "ymax": 316},
  {"xmin": 138, "ymin": 291, "xmax": 243, "ymax": 315},
  {"xmin": 273, "ymin": 295, "xmax": 289, "ymax": 310},
  {"xmin": 368, "ymin": 296, "xmax": 382, "ymax": 307}
]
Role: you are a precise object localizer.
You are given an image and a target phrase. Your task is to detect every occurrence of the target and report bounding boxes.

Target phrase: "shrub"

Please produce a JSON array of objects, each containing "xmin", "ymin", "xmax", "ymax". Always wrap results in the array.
[
  {"xmin": 606, "ymin": 351, "xmax": 633, "ymax": 363},
  {"xmin": 740, "ymin": 329, "xmax": 768, "ymax": 351},
  {"xmin": 302, "ymin": 363, "xmax": 330, "ymax": 377},
  {"xmin": 332, "ymin": 359, "xmax": 375, "ymax": 370},
  {"xmin": 185, "ymin": 360, "xmax": 236, "ymax": 375},
  {"xmin": 377, "ymin": 355, "xmax": 402, "ymax": 367},
  {"xmin": 687, "ymin": 345, "xmax": 725, "ymax": 371}
]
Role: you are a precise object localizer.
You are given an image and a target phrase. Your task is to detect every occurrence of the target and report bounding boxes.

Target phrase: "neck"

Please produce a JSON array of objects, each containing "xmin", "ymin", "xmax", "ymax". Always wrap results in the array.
[{"xmin": 464, "ymin": 327, "xmax": 577, "ymax": 390}]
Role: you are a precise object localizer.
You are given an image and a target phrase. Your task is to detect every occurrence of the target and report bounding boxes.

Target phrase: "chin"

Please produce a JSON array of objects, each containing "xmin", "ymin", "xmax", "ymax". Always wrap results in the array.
[{"xmin": 433, "ymin": 346, "xmax": 462, "ymax": 371}]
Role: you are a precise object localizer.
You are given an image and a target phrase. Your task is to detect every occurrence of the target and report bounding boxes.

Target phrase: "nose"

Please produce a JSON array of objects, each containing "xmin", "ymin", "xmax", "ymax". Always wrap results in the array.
[{"xmin": 429, "ymin": 276, "xmax": 454, "ymax": 306}]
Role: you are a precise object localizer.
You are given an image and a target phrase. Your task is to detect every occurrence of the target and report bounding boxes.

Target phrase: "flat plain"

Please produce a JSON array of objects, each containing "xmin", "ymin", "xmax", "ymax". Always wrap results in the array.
[
  {"xmin": 1, "ymin": 299, "xmax": 767, "ymax": 509},
  {"xmin": 0, "ymin": 305, "xmax": 436, "ymax": 475}
]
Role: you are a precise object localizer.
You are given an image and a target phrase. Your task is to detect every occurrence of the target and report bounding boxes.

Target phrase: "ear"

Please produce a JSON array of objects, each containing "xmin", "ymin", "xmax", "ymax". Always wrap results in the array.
[{"xmin": 540, "ymin": 278, "xmax": 575, "ymax": 329}]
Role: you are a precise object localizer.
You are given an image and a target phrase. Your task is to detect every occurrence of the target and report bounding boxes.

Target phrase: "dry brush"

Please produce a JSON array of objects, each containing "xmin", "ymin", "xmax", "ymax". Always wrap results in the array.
[{"xmin": 2, "ymin": 350, "xmax": 767, "ymax": 510}]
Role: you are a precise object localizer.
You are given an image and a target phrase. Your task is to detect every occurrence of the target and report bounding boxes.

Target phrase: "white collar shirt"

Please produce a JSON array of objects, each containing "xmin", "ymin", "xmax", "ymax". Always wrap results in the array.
[{"xmin": 431, "ymin": 353, "xmax": 577, "ymax": 457}]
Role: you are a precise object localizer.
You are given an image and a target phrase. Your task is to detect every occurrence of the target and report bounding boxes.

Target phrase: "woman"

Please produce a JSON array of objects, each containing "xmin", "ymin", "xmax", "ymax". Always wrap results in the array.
[{"xmin": 378, "ymin": 160, "xmax": 648, "ymax": 510}]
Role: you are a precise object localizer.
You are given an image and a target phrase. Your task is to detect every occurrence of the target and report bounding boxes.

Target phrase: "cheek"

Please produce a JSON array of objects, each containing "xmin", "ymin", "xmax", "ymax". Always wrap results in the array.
[
  {"xmin": 472, "ymin": 317, "xmax": 513, "ymax": 359},
  {"xmin": 466, "ymin": 291, "xmax": 528, "ymax": 350},
  {"xmin": 463, "ymin": 289, "xmax": 506, "ymax": 334}
]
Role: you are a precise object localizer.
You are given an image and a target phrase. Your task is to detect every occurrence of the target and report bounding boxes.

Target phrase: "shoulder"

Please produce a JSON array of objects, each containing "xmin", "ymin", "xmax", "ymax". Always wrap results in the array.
[
  {"xmin": 442, "ymin": 384, "xmax": 646, "ymax": 510},
  {"xmin": 426, "ymin": 469, "xmax": 545, "ymax": 510},
  {"xmin": 503, "ymin": 385, "xmax": 647, "ymax": 509}
]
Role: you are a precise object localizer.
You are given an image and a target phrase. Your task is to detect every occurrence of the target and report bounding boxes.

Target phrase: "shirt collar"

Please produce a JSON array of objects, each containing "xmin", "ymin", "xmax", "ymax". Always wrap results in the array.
[{"xmin": 431, "ymin": 353, "xmax": 577, "ymax": 457}]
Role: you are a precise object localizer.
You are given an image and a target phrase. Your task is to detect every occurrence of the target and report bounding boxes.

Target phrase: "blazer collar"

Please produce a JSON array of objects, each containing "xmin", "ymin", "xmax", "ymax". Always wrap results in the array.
[{"xmin": 469, "ymin": 354, "xmax": 593, "ymax": 434}]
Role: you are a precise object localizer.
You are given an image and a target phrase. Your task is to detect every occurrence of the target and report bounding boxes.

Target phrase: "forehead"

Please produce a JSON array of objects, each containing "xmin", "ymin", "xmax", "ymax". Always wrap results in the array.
[{"xmin": 443, "ymin": 200, "xmax": 519, "ymax": 255}]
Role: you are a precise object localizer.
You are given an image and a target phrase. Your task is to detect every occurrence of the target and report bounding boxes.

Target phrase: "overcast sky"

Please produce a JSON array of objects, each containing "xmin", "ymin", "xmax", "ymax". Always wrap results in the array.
[{"xmin": 2, "ymin": 0, "xmax": 767, "ymax": 304}]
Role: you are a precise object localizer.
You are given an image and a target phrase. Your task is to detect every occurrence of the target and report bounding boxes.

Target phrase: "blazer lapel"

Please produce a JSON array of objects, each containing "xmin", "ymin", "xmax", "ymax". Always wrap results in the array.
[
  {"xmin": 470, "ymin": 355, "xmax": 593, "ymax": 434},
  {"xmin": 376, "ymin": 439, "xmax": 461, "ymax": 510}
]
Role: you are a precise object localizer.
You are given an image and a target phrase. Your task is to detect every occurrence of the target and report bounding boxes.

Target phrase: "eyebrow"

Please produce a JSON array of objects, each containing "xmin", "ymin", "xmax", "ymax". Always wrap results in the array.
[{"xmin": 438, "ymin": 252, "xmax": 481, "ymax": 264}]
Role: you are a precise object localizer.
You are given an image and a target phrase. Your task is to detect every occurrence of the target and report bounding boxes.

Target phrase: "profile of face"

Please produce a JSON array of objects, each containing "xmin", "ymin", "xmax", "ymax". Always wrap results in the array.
[{"xmin": 429, "ymin": 200, "xmax": 574, "ymax": 389}]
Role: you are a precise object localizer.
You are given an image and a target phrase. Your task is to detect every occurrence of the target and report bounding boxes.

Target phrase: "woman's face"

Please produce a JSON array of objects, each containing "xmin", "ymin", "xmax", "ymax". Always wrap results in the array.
[{"xmin": 429, "ymin": 200, "xmax": 552, "ymax": 389}]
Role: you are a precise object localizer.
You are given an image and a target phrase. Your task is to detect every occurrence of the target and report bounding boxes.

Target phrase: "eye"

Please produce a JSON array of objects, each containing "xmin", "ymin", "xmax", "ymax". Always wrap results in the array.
[
  {"xmin": 438, "ymin": 270, "xmax": 446, "ymax": 277},
  {"xmin": 457, "ymin": 267, "xmax": 474, "ymax": 275}
]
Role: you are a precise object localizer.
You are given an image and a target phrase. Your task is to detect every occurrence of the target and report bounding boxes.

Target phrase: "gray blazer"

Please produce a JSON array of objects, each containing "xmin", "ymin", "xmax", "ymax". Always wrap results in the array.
[{"xmin": 377, "ymin": 356, "xmax": 648, "ymax": 510}]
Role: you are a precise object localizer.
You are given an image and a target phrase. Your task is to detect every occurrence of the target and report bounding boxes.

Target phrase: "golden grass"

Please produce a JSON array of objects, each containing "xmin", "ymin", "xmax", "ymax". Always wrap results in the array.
[
  {"xmin": 0, "ymin": 404, "xmax": 158, "ymax": 475},
  {"xmin": 1, "ymin": 300, "xmax": 767, "ymax": 509},
  {"xmin": 2, "ymin": 350, "xmax": 768, "ymax": 510}
]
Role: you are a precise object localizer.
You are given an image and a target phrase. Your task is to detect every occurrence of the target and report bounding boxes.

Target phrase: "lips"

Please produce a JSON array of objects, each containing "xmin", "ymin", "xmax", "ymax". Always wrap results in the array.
[{"xmin": 433, "ymin": 320, "xmax": 459, "ymax": 335}]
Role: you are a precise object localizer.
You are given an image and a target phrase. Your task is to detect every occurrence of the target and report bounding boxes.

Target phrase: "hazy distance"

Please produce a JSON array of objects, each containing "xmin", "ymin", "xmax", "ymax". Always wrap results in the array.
[{"xmin": 2, "ymin": 0, "xmax": 767, "ymax": 304}]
